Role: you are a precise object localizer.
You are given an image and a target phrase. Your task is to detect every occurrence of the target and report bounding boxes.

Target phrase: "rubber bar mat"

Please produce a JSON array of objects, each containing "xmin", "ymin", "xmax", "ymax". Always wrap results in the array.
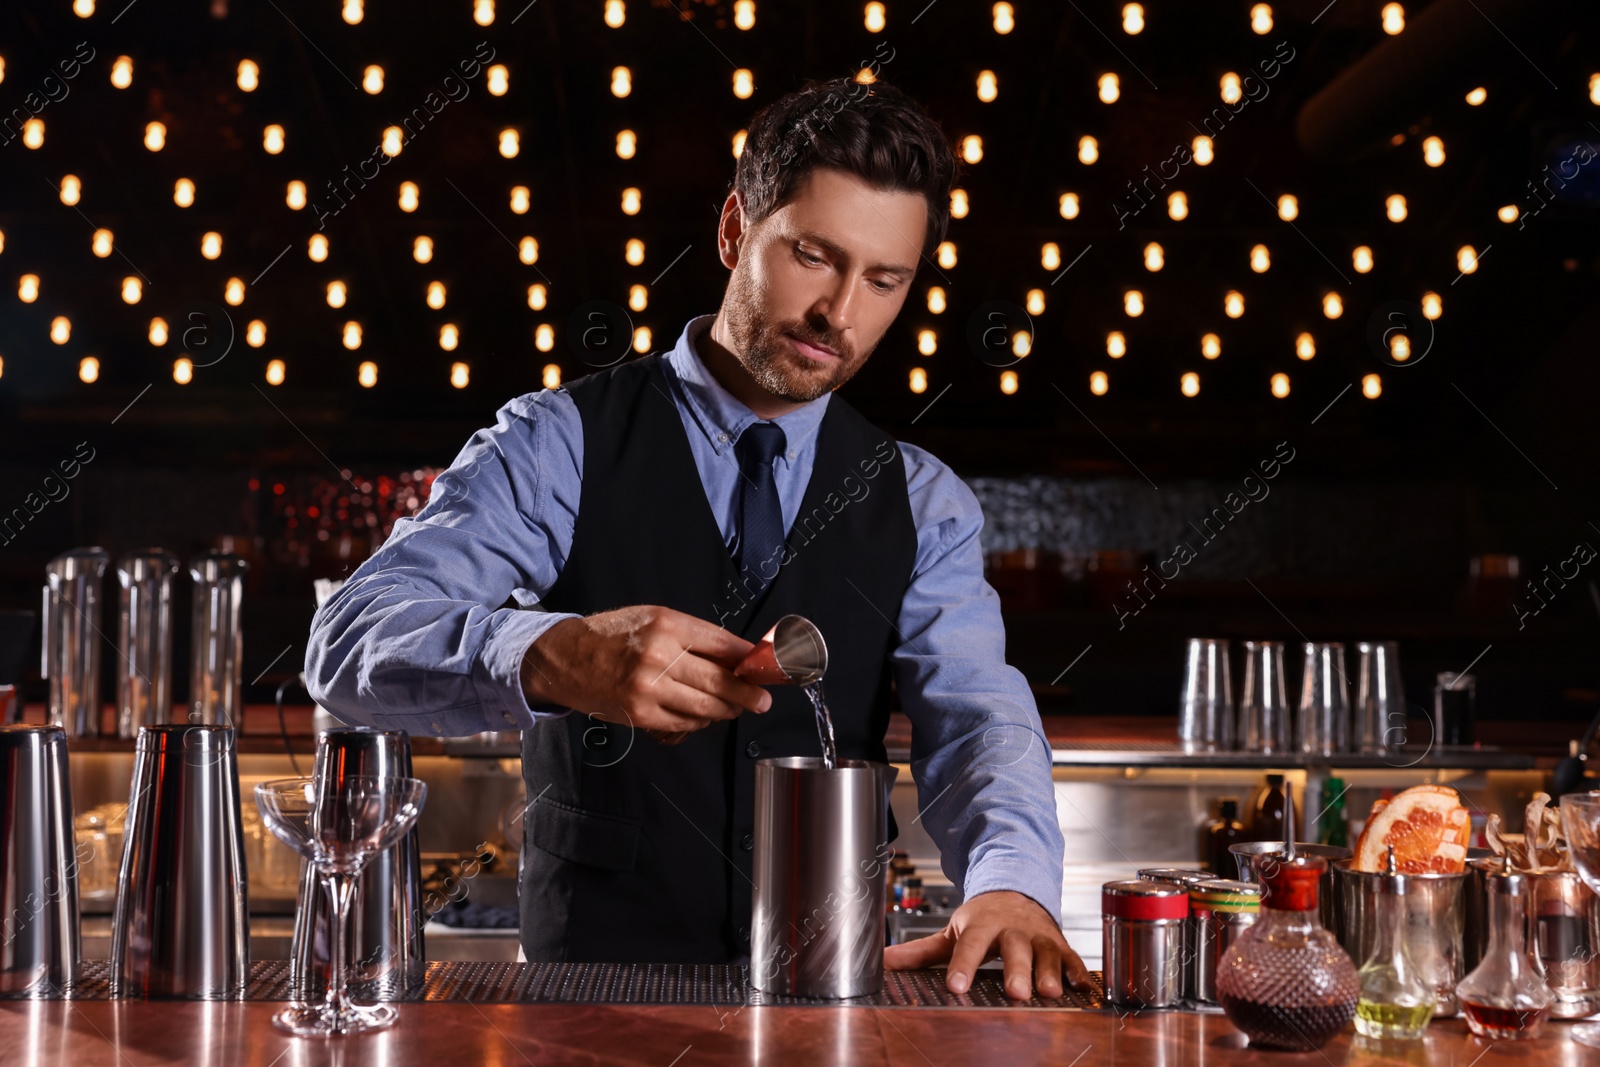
[{"xmin": 21, "ymin": 961, "xmax": 1105, "ymax": 1009}]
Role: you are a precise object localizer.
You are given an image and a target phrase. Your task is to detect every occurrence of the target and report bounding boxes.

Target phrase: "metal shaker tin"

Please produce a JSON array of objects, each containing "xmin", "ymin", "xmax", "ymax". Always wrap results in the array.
[
  {"xmin": 1136, "ymin": 868, "xmax": 1213, "ymax": 999},
  {"xmin": 1188, "ymin": 879, "xmax": 1260, "ymax": 1004},
  {"xmin": 1102, "ymin": 880, "xmax": 1188, "ymax": 1009}
]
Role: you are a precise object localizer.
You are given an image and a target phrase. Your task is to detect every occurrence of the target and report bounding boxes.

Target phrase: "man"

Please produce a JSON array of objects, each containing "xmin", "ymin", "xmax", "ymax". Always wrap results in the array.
[{"xmin": 306, "ymin": 77, "xmax": 1089, "ymax": 1000}]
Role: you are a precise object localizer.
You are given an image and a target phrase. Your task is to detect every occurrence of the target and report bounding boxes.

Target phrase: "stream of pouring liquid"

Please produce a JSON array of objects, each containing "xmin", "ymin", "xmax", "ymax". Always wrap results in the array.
[{"xmin": 802, "ymin": 681, "xmax": 838, "ymax": 770}]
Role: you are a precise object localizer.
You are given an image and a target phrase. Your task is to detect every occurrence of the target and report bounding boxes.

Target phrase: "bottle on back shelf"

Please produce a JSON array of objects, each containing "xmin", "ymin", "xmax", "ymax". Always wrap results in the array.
[
  {"xmin": 1208, "ymin": 797, "xmax": 1246, "ymax": 872},
  {"xmin": 1318, "ymin": 776, "xmax": 1349, "ymax": 848},
  {"xmin": 1253, "ymin": 773, "xmax": 1288, "ymax": 842}
]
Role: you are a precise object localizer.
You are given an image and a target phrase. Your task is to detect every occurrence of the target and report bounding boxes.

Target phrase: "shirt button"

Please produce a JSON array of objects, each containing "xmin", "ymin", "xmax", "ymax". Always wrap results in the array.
[
  {"xmin": 502, "ymin": 712, "xmax": 516, "ymax": 725},
  {"xmin": 740, "ymin": 834, "xmax": 754, "ymax": 851},
  {"xmin": 786, "ymin": 450, "xmax": 796, "ymax": 461},
  {"xmin": 745, "ymin": 741, "xmax": 760, "ymax": 758},
  {"xmin": 717, "ymin": 432, "xmax": 730, "ymax": 444}
]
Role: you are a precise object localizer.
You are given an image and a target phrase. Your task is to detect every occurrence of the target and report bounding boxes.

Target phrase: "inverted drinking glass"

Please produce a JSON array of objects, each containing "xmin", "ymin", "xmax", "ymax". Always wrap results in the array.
[{"xmin": 255, "ymin": 775, "xmax": 427, "ymax": 1036}]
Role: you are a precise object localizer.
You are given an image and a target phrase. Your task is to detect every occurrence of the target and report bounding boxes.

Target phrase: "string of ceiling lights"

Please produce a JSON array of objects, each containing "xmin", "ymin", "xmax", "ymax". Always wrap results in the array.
[{"xmin": 1, "ymin": 2, "xmax": 1592, "ymax": 403}]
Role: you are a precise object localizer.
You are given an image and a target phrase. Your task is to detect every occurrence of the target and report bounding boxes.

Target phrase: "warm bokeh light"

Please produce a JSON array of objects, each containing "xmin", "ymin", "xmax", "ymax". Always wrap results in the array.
[
  {"xmin": 961, "ymin": 135, "xmax": 984, "ymax": 164},
  {"xmin": 1250, "ymin": 244, "xmax": 1270, "ymax": 272},
  {"xmin": 499, "ymin": 129, "xmax": 520, "ymax": 158},
  {"xmin": 528, "ymin": 284, "xmax": 547, "ymax": 310},
  {"xmin": 1193, "ymin": 136, "xmax": 1214, "ymax": 165},
  {"xmin": 510, "ymin": 186, "xmax": 530, "ymax": 214},
  {"xmin": 733, "ymin": 69, "xmax": 754, "ymax": 100},
  {"xmin": 174, "ymin": 178, "xmax": 195, "ymax": 207},
  {"xmin": 1423, "ymin": 136, "xmax": 1445, "ymax": 167},
  {"xmin": 308, "ymin": 234, "xmax": 328, "ymax": 262},
  {"xmin": 363, "ymin": 65, "xmax": 383, "ymax": 94},
  {"xmin": 1168, "ymin": 191, "xmax": 1188, "ymax": 220},
  {"xmin": 18, "ymin": 274, "xmax": 39, "ymax": 303},
  {"xmin": 1220, "ymin": 72, "xmax": 1241, "ymax": 105},
  {"xmin": 937, "ymin": 242, "xmax": 957, "ymax": 269},
  {"xmin": 201, "ymin": 231, "xmax": 222, "ymax": 260},
  {"xmin": 1201, "ymin": 333, "xmax": 1220, "ymax": 360},
  {"xmin": 927, "ymin": 287, "xmax": 946, "ymax": 314},
  {"xmin": 1296, "ymin": 332, "xmax": 1315, "ymax": 360},
  {"xmin": 358, "ymin": 361, "xmax": 378, "ymax": 388},
  {"xmin": 263, "ymin": 124, "xmax": 284, "ymax": 154},
  {"xmin": 1457, "ymin": 245, "xmax": 1479, "ymax": 273},
  {"xmin": 265, "ymin": 359, "xmax": 285, "ymax": 386},
  {"xmin": 286, "ymin": 180, "xmax": 307, "ymax": 210},
  {"xmin": 611, "ymin": 66, "xmax": 632, "ymax": 98},
  {"xmin": 1422, "ymin": 291, "xmax": 1442, "ymax": 319},
  {"xmin": 51, "ymin": 316, "xmax": 71, "ymax": 344},
  {"xmin": 1098, "ymin": 73, "xmax": 1120, "ymax": 104},
  {"xmin": 629, "ymin": 284, "xmax": 648, "ymax": 312},
  {"xmin": 1090, "ymin": 370, "xmax": 1110, "ymax": 395},
  {"xmin": 1026, "ymin": 288, "xmax": 1045, "ymax": 315},
  {"xmin": 1362, "ymin": 373, "xmax": 1383, "ymax": 399},
  {"xmin": 1386, "ymin": 194, "xmax": 1407, "ymax": 222},
  {"xmin": 917, "ymin": 330, "xmax": 938, "ymax": 356},
  {"xmin": 1381, "ymin": 3, "xmax": 1404, "ymax": 34},
  {"xmin": 625, "ymin": 238, "xmax": 645, "ymax": 266},
  {"xmin": 605, "ymin": 0, "xmax": 626, "ymax": 28},
  {"xmin": 992, "ymin": 2, "xmax": 1013, "ymax": 34},
  {"xmin": 1000, "ymin": 370, "xmax": 1019, "ymax": 394},
  {"xmin": 1390, "ymin": 333, "xmax": 1411, "ymax": 361},
  {"xmin": 734, "ymin": 0, "xmax": 755, "ymax": 29},
  {"xmin": 1124, "ymin": 290, "xmax": 1145, "ymax": 317},
  {"xmin": 732, "ymin": 129, "xmax": 746, "ymax": 158},
  {"xmin": 519, "ymin": 236, "xmax": 540, "ymax": 265},
  {"xmin": 1277, "ymin": 194, "xmax": 1298, "ymax": 221},
  {"xmin": 1180, "ymin": 372, "xmax": 1200, "ymax": 398},
  {"xmin": 1041, "ymin": 243, "xmax": 1060, "ymax": 270},
  {"xmin": 111, "ymin": 55, "xmax": 133, "ymax": 89},
  {"xmin": 342, "ymin": 0, "xmax": 363, "ymax": 25},
  {"xmin": 1143, "ymin": 242, "xmax": 1164, "ymax": 271},
  {"xmin": 427, "ymin": 281, "xmax": 446, "ymax": 309},
  {"xmin": 1059, "ymin": 192, "xmax": 1080, "ymax": 219},
  {"xmin": 1352, "ymin": 246, "xmax": 1374, "ymax": 273},
  {"xmin": 1224, "ymin": 290, "xmax": 1245, "ymax": 318},
  {"xmin": 60, "ymin": 175, "xmax": 82, "ymax": 205},
  {"xmin": 122, "ymin": 277, "xmax": 142, "ymax": 304},
  {"xmin": 326, "ymin": 281, "xmax": 347, "ymax": 308},
  {"xmin": 439, "ymin": 324, "xmax": 459, "ymax": 351},
  {"xmin": 93, "ymin": 228, "xmax": 114, "ymax": 258},
  {"xmin": 1106, "ymin": 331, "xmax": 1126, "ymax": 359},
  {"xmin": 342, "ymin": 322, "xmax": 362, "ymax": 350},
  {"xmin": 382, "ymin": 126, "xmax": 403, "ymax": 156},
  {"xmin": 617, "ymin": 130, "xmax": 637, "ymax": 159},
  {"xmin": 148, "ymin": 317, "xmax": 168, "ymax": 345},
  {"xmin": 1121, "ymin": 4, "xmax": 1144, "ymax": 34},
  {"xmin": 451, "ymin": 361, "xmax": 470, "ymax": 388},
  {"xmin": 144, "ymin": 122, "xmax": 165, "ymax": 151},
  {"xmin": 542, "ymin": 363, "xmax": 562, "ymax": 388},
  {"xmin": 1322, "ymin": 293, "xmax": 1343, "ymax": 318},
  {"xmin": 1498, "ymin": 204, "xmax": 1519, "ymax": 223},
  {"xmin": 535, "ymin": 324, "xmax": 555, "ymax": 351},
  {"xmin": 237, "ymin": 59, "xmax": 259, "ymax": 92},
  {"xmin": 950, "ymin": 189, "xmax": 969, "ymax": 219},
  {"xmin": 633, "ymin": 326, "xmax": 652, "ymax": 353},
  {"xmin": 413, "ymin": 236, "xmax": 433, "ymax": 263},
  {"xmin": 1466, "ymin": 86, "xmax": 1487, "ymax": 106},
  {"xmin": 487, "ymin": 65, "xmax": 509, "ymax": 96},
  {"xmin": 173, "ymin": 357, "xmax": 193, "ymax": 385},
  {"xmin": 909, "ymin": 367, "xmax": 928, "ymax": 393},
  {"xmin": 474, "ymin": 0, "xmax": 495, "ymax": 27},
  {"xmin": 246, "ymin": 320, "xmax": 266, "ymax": 347},
  {"xmin": 977, "ymin": 71, "xmax": 998, "ymax": 103},
  {"xmin": 1250, "ymin": 4, "xmax": 1272, "ymax": 33},
  {"xmin": 1078, "ymin": 136, "xmax": 1098, "ymax": 165},
  {"xmin": 79, "ymin": 357, "xmax": 99, "ymax": 383},
  {"xmin": 1270, "ymin": 372, "xmax": 1290, "ymax": 398},
  {"xmin": 621, "ymin": 187, "xmax": 641, "ymax": 215},
  {"xmin": 400, "ymin": 182, "xmax": 419, "ymax": 212},
  {"xmin": 22, "ymin": 118, "xmax": 43, "ymax": 149},
  {"xmin": 865, "ymin": 2, "xmax": 886, "ymax": 32}
]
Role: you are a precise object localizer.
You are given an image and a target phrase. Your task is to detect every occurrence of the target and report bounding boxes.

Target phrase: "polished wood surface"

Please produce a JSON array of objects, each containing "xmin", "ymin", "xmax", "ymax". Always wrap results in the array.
[{"xmin": 5, "ymin": 1000, "xmax": 1599, "ymax": 1065}]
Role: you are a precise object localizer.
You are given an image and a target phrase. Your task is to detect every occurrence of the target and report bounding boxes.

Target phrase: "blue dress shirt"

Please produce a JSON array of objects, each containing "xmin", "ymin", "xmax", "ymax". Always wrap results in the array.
[{"xmin": 305, "ymin": 313, "xmax": 1067, "ymax": 923}]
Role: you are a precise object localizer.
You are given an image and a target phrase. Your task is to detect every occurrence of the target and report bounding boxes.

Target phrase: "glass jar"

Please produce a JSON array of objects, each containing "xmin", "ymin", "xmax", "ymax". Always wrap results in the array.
[
  {"xmin": 1216, "ymin": 853, "xmax": 1358, "ymax": 1051},
  {"xmin": 1354, "ymin": 850, "xmax": 1435, "ymax": 1039},
  {"xmin": 1456, "ymin": 859, "xmax": 1554, "ymax": 1040}
]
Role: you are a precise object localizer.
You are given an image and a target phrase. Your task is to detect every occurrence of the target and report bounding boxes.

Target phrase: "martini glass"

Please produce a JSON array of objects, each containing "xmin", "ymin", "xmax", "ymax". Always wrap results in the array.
[
  {"xmin": 1558, "ymin": 792, "xmax": 1600, "ymax": 1049},
  {"xmin": 256, "ymin": 775, "xmax": 427, "ymax": 1036}
]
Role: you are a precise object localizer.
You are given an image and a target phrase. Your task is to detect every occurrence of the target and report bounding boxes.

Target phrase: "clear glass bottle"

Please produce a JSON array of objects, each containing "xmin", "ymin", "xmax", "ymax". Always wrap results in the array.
[
  {"xmin": 1216, "ymin": 853, "xmax": 1359, "ymax": 1051},
  {"xmin": 1456, "ymin": 858, "xmax": 1554, "ymax": 1040},
  {"xmin": 1355, "ymin": 846, "xmax": 1435, "ymax": 1039}
]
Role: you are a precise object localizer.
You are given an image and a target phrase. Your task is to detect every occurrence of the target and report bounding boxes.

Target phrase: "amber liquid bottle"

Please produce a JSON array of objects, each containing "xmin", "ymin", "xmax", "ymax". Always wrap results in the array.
[
  {"xmin": 1208, "ymin": 797, "xmax": 1246, "ymax": 873},
  {"xmin": 1252, "ymin": 774, "xmax": 1288, "ymax": 842}
]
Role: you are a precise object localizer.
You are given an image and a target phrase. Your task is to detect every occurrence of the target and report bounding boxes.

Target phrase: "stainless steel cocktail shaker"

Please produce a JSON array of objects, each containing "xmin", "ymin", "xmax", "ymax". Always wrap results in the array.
[
  {"xmin": 41, "ymin": 548, "xmax": 110, "ymax": 737},
  {"xmin": 0, "ymin": 725, "xmax": 81, "ymax": 996},
  {"xmin": 116, "ymin": 549, "xmax": 179, "ymax": 738}
]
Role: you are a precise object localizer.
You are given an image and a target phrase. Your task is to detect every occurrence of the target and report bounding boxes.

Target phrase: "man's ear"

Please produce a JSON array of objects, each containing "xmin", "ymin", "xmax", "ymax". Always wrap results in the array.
[{"xmin": 717, "ymin": 190, "xmax": 746, "ymax": 270}]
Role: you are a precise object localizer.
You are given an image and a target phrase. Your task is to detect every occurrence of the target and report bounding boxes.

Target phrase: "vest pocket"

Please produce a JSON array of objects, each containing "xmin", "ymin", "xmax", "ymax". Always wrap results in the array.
[{"xmin": 527, "ymin": 796, "xmax": 642, "ymax": 872}]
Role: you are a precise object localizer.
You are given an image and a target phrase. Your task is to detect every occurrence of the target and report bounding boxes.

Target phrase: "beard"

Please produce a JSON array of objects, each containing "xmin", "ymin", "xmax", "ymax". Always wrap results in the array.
[{"xmin": 722, "ymin": 261, "xmax": 869, "ymax": 404}]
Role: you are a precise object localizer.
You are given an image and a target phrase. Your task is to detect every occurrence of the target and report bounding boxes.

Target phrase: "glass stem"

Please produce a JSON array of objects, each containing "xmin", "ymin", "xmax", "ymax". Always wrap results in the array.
[{"xmin": 322, "ymin": 870, "xmax": 357, "ymax": 1022}]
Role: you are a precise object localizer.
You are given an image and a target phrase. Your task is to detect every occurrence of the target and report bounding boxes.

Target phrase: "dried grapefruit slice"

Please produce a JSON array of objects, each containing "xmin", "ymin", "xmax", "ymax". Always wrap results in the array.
[{"xmin": 1354, "ymin": 784, "xmax": 1470, "ymax": 873}]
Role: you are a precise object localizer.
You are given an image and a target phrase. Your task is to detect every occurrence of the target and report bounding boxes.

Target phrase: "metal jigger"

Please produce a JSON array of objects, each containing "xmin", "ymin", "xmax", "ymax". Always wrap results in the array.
[
  {"xmin": 290, "ymin": 727, "xmax": 426, "ymax": 1001},
  {"xmin": 0, "ymin": 726, "xmax": 81, "ymax": 996},
  {"xmin": 111, "ymin": 724, "xmax": 249, "ymax": 998},
  {"xmin": 734, "ymin": 614, "xmax": 828, "ymax": 686}
]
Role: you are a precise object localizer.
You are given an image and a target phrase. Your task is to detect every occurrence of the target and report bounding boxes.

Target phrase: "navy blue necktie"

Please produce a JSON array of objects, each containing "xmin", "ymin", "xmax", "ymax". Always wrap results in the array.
[{"xmin": 735, "ymin": 422, "xmax": 788, "ymax": 593}]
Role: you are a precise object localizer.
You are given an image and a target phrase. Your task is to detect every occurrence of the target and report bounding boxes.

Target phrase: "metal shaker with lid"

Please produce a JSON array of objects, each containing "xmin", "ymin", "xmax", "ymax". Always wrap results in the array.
[
  {"xmin": 1189, "ymin": 878, "xmax": 1261, "ymax": 1004},
  {"xmin": 1103, "ymin": 880, "xmax": 1187, "ymax": 1009},
  {"xmin": 1137, "ymin": 868, "xmax": 1212, "ymax": 999}
]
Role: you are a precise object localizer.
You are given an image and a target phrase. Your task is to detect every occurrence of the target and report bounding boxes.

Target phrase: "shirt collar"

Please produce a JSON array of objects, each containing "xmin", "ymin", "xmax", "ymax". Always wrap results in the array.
[{"xmin": 662, "ymin": 313, "xmax": 831, "ymax": 462}]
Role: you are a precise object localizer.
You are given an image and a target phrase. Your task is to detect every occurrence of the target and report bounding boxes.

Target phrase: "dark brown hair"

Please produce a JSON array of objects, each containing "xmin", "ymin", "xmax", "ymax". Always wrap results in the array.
[{"xmin": 733, "ymin": 76, "xmax": 959, "ymax": 258}]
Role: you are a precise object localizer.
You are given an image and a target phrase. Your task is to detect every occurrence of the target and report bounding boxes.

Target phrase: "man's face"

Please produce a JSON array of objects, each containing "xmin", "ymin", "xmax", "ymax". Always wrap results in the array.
[{"xmin": 719, "ymin": 166, "xmax": 926, "ymax": 403}]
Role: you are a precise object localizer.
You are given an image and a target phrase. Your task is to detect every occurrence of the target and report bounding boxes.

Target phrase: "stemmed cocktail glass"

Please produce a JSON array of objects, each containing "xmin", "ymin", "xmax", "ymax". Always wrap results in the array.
[
  {"xmin": 255, "ymin": 775, "xmax": 427, "ymax": 1036},
  {"xmin": 1557, "ymin": 792, "xmax": 1600, "ymax": 1049}
]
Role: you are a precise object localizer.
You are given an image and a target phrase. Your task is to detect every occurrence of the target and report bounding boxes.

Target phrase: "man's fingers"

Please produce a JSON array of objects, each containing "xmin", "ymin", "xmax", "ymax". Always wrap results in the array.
[
  {"xmin": 998, "ymin": 928, "xmax": 1035, "ymax": 1001},
  {"xmin": 654, "ymin": 678, "xmax": 748, "ymax": 724},
  {"xmin": 1031, "ymin": 937, "xmax": 1064, "ymax": 999},
  {"xmin": 883, "ymin": 930, "xmax": 954, "ymax": 971},
  {"xmin": 944, "ymin": 923, "xmax": 996, "ymax": 995},
  {"xmin": 674, "ymin": 654, "xmax": 773, "ymax": 713},
  {"xmin": 1061, "ymin": 940, "xmax": 1094, "ymax": 992},
  {"xmin": 660, "ymin": 609, "xmax": 757, "ymax": 666}
]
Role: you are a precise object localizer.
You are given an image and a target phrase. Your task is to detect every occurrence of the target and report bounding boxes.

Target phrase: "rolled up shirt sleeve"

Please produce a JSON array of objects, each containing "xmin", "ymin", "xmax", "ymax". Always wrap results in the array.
[
  {"xmin": 892, "ymin": 442, "xmax": 1065, "ymax": 925},
  {"xmin": 304, "ymin": 388, "xmax": 585, "ymax": 737}
]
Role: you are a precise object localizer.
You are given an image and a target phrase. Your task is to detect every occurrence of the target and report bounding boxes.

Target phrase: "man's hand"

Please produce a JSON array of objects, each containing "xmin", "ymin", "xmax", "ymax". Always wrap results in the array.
[
  {"xmin": 883, "ymin": 890, "xmax": 1091, "ymax": 1000},
  {"xmin": 520, "ymin": 605, "xmax": 773, "ymax": 736}
]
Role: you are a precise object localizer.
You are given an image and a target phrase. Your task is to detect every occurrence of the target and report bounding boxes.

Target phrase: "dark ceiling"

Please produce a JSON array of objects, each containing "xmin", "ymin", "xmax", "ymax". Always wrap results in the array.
[{"xmin": 1, "ymin": 0, "xmax": 1597, "ymax": 492}]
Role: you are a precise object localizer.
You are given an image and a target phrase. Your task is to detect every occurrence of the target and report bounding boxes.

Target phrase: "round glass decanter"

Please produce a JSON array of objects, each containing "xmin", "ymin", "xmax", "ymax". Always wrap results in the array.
[
  {"xmin": 1216, "ymin": 853, "xmax": 1358, "ymax": 1051},
  {"xmin": 1455, "ymin": 856, "xmax": 1554, "ymax": 1041}
]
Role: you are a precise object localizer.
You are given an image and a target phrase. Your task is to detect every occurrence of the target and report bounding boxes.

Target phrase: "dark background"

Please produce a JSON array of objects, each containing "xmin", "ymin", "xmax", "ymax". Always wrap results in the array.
[{"xmin": 1, "ymin": 0, "xmax": 1598, "ymax": 727}]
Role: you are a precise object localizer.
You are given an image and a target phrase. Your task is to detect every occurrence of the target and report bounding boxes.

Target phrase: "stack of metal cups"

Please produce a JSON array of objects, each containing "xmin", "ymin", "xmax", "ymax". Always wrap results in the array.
[
  {"xmin": 111, "ymin": 724, "xmax": 249, "ymax": 998},
  {"xmin": 0, "ymin": 725, "xmax": 81, "ymax": 996},
  {"xmin": 291, "ymin": 727, "xmax": 426, "ymax": 1001}
]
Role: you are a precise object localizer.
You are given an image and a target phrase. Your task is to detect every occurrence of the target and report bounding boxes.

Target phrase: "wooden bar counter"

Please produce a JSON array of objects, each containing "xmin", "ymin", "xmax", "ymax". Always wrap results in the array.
[{"xmin": 6, "ymin": 965, "xmax": 1600, "ymax": 1066}]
